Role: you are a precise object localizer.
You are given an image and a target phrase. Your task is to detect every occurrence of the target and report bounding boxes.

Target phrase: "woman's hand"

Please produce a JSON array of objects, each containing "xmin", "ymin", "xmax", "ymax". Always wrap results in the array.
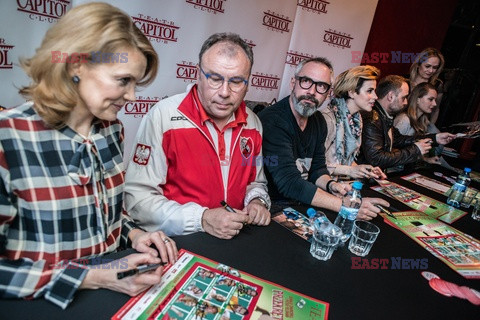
[
  {"xmin": 129, "ymin": 229, "xmax": 178, "ymax": 264},
  {"xmin": 80, "ymin": 253, "xmax": 163, "ymax": 296}
]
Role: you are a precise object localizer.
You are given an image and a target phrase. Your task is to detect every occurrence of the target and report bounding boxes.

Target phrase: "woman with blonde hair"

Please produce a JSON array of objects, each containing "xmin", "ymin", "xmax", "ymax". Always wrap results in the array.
[
  {"xmin": 409, "ymin": 48, "xmax": 445, "ymax": 123},
  {"xmin": 322, "ymin": 65, "xmax": 386, "ymax": 179},
  {"xmin": 0, "ymin": 2, "xmax": 178, "ymax": 308},
  {"xmin": 394, "ymin": 82, "xmax": 455, "ymax": 168}
]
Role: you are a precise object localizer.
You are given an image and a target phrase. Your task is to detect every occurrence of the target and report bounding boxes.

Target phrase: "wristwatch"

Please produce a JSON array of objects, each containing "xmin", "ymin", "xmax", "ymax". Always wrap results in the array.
[{"xmin": 250, "ymin": 196, "xmax": 271, "ymax": 210}]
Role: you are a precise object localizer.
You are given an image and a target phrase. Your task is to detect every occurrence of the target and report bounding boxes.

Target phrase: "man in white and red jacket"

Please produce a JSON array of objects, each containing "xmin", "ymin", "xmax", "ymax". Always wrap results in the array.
[{"xmin": 125, "ymin": 33, "xmax": 271, "ymax": 239}]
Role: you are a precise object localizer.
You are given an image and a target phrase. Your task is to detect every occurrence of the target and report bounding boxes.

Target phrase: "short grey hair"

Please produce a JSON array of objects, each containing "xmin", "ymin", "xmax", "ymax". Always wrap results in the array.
[
  {"xmin": 199, "ymin": 32, "xmax": 254, "ymax": 72},
  {"xmin": 294, "ymin": 57, "xmax": 334, "ymax": 83}
]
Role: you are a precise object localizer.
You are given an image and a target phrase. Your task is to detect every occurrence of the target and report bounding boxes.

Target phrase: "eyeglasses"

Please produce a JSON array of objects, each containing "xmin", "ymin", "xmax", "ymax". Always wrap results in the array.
[
  {"xmin": 199, "ymin": 66, "xmax": 248, "ymax": 92},
  {"xmin": 295, "ymin": 76, "xmax": 331, "ymax": 94}
]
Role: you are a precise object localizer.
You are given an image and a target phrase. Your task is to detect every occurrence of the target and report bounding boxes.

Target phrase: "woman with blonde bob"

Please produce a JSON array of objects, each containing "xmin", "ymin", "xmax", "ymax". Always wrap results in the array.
[
  {"xmin": 394, "ymin": 82, "xmax": 455, "ymax": 169},
  {"xmin": 322, "ymin": 65, "xmax": 386, "ymax": 180},
  {"xmin": 0, "ymin": 2, "xmax": 178, "ymax": 309},
  {"xmin": 409, "ymin": 48, "xmax": 445, "ymax": 123}
]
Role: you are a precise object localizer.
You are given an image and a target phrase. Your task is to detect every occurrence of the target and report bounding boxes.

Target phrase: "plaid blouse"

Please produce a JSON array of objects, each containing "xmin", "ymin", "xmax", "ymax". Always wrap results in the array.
[{"xmin": 0, "ymin": 102, "xmax": 137, "ymax": 309}]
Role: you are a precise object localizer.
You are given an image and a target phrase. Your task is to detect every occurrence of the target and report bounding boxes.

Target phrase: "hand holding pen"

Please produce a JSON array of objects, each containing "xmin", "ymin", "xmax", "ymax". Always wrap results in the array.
[
  {"xmin": 80, "ymin": 253, "xmax": 165, "ymax": 296},
  {"xmin": 117, "ymin": 261, "xmax": 168, "ymax": 280},
  {"xmin": 200, "ymin": 202, "xmax": 249, "ymax": 239},
  {"xmin": 376, "ymin": 204, "xmax": 397, "ymax": 219}
]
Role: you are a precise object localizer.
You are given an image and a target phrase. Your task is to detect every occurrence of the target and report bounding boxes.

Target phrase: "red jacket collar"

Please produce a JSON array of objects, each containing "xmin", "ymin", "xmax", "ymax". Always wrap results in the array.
[{"xmin": 178, "ymin": 85, "xmax": 248, "ymax": 130}]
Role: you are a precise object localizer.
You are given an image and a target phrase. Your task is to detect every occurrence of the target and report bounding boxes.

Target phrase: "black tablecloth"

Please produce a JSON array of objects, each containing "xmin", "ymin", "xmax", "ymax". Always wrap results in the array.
[{"xmin": 1, "ymin": 167, "xmax": 479, "ymax": 320}]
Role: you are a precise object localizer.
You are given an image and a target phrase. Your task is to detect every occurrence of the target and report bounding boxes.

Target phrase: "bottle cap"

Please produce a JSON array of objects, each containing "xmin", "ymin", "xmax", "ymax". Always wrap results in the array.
[
  {"xmin": 464, "ymin": 168, "xmax": 471, "ymax": 173},
  {"xmin": 306, "ymin": 208, "xmax": 316, "ymax": 218},
  {"xmin": 352, "ymin": 181, "xmax": 363, "ymax": 190}
]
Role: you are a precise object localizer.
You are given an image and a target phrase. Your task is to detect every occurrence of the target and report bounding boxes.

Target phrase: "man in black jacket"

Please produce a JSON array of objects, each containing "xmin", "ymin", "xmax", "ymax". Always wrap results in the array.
[
  {"xmin": 359, "ymin": 75, "xmax": 455, "ymax": 170},
  {"xmin": 259, "ymin": 57, "xmax": 389, "ymax": 220}
]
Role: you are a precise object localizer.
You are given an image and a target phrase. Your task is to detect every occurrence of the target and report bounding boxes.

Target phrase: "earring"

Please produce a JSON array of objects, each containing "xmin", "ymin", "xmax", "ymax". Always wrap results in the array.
[{"xmin": 72, "ymin": 75, "xmax": 80, "ymax": 84}]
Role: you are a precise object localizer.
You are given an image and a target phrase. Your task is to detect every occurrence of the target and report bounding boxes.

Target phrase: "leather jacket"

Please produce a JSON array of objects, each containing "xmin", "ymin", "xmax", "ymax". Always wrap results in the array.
[{"xmin": 358, "ymin": 102, "xmax": 433, "ymax": 169}]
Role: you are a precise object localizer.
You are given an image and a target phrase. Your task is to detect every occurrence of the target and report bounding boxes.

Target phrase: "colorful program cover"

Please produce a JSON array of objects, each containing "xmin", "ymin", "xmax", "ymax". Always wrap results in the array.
[
  {"xmin": 112, "ymin": 250, "xmax": 329, "ymax": 320},
  {"xmin": 371, "ymin": 180, "xmax": 467, "ymax": 223},
  {"xmin": 378, "ymin": 210, "xmax": 480, "ymax": 279},
  {"xmin": 401, "ymin": 173, "xmax": 480, "ymax": 207},
  {"xmin": 271, "ymin": 207, "xmax": 313, "ymax": 242}
]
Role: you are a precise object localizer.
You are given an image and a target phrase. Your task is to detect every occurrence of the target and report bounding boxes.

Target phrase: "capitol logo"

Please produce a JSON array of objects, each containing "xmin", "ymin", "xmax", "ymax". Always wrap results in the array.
[
  {"xmin": 185, "ymin": 0, "xmax": 226, "ymax": 14},
  {"xmin": 297, "ymin": 0, "xmax": 329, "ymax": 14},
  {"xmin": 176, "ymin": 61, "xmax": 198, "ymax": 83},
  {"xmin": 251, "ymin": 72, "xmax": 280, "ymax": 91},
  {"xmin": 285, "ymin": 51, "xmax": 314, "ymax": 67},
  {"xmin": 262, "ymin": 10, "xmax": 292, "ymax": 34},
  {"xmin": 124, "ymin": 96, "xmax": 161, "ymax": 118},
  {"xmin": 0, "ymin": 39, "xmax": 14, "ymax": 69},
  {"xmin": 17, "ymin": 0, "xmax": 70, "ymax": 23},
  {"xmin": 323, "ymin": 29, "xmax": 353, "ymax": 49},
  {"xmin": 132, "ymin": 14, "xmax": 180, "ymax": 44}
]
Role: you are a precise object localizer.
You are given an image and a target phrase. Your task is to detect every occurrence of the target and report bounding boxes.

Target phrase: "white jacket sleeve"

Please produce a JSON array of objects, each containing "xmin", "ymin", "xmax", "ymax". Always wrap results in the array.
[
  {"xmin": 124, "ymin": 99, "xmax": 207, "ymax": 236},
  {"xmin": 243, "ymin": 110, "xmax": 270, "ymax": 208}
]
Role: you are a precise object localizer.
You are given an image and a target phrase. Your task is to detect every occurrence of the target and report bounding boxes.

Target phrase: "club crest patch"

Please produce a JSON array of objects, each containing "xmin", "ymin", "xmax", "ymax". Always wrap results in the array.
[
  {"xmin": 133, "ymin": 143, "xmax": 151, "ymax": 165},
  {"xmin": 239, "ymin": 136, "xmax": 253, "ymax": 159}
]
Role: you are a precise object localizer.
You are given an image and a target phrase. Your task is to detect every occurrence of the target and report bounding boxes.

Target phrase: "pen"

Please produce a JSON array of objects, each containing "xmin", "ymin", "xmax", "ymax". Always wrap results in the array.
[
  {"xmin": 376, "ymin": 205, "xmax": 397, "ymax": 219},
  {"xmin": 221, "ymin": 200, "xmax": 249, "ymax": 226},
  {"xmin": 117, "ymin": 262, "xmax": 168, "ymax": 280},
  {"xmin": 220, "ymin": 200, "xmax": 236, "ymax": 213}
]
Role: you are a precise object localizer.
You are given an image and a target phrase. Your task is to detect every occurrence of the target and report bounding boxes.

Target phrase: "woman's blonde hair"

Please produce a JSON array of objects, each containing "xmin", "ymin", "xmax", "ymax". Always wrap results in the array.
[
  {"xmin": 333, "ymin": 65, "xmax": 380, "ymax": 99},
  {"xmin": 406, "ymin": 82, "xmax": 437, "ymax": 135},
  {"xmin": 409, "ymin": 48, "xmax": 444, "ymax": 86},
  {"xmin": 19, "ymin": 2, "xmax": 158, "ymax": 128}
]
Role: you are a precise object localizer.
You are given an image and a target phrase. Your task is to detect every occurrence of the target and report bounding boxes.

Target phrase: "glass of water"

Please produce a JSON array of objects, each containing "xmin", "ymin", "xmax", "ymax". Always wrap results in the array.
[
  {"xmin": 310, "ymin": 222, "xmax": 342, "ymax": 261},
  {"xmin": 472, "ymin": 199, "xmax": 480, "ymax": 221},
  {"xmin": 348, "ymin": 220, "xmax": 380, "ymax": 256}
]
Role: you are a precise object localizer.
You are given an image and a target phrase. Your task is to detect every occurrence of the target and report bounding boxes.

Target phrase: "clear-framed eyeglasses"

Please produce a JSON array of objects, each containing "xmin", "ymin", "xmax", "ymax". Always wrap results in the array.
[
  {"xmin": 199, "ymin": 66, "xmax": 249, "ymax": 92},
  {"xmin": 295, "ymin": 76, "xmax": 331, "ymax": 94}
]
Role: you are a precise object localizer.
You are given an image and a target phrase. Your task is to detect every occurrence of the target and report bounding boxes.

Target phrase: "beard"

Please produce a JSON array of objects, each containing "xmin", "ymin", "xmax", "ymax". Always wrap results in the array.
[
  {"xmin": 292, "ymin": 93, "xmax": 319, "ymax": 117},
  {"xmin": 390, "ymin": 102, "xmax": 407, "ymax": 115}
]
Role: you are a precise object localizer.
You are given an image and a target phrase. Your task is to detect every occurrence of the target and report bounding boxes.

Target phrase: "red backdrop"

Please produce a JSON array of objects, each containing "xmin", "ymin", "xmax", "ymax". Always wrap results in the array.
[{"xmin": 363, "ymin": 0, "xmax": 459, "ymax": 77}]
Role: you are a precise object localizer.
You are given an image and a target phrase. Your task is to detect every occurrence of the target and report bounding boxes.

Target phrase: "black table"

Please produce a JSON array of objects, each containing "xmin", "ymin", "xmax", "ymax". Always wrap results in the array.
[{"xmin": 1, "ymin": 167, "xmax": 479, "ymax": 319}]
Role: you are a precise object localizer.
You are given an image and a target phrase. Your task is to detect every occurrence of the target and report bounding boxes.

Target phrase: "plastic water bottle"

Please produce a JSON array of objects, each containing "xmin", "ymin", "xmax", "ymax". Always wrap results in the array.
[
  {"xmin": 446, "ymin": 167, "xmax": 471, "ymax": 208},
  {"xmin": 334, "ymin": 181, "xmax": 363, "ymax": 242},
  {"xmin": 306, "ymin": 208, "xmax": 330, "ymax": 231}
]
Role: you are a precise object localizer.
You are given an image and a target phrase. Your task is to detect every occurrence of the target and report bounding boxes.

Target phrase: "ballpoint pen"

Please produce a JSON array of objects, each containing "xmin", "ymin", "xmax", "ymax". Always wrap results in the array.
[
  {"xmin": 221, "ymin": 200, "xmax": 249, "ymax": 226},
  {"xmin": 376, "ymin": 205, "xmax": 397, "ymax": 219},
  {"xmin": 117, "ymin": 262, "xmax": 168, "ymax": 280},
  {"xmin": 220, "ymin": 200, "xmax": 235, "ymax": 213}
]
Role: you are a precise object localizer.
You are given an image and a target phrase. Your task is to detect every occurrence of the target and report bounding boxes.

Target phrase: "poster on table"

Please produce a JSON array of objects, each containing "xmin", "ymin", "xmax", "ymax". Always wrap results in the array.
[
  {"xmin": 401, "ymin": 173, "xmax": 480, "ymax": 207},
  {"xmin": 112, "ymin": 249, "xmax": 329, "ymax": 320},
  {"xmin": 379, "ymin": 211, "xmax": 480, "ymax": 279},
  {"xmin": 371, "ymin": 180, "xmax": 467, "ymax": 223},
  {"xmin": 0, "ymin": 0, "xmax": 378, "ymax": 161},
  {"xmin": 271, "ymin": 207, "xmax": 314, "ymax": 242}
]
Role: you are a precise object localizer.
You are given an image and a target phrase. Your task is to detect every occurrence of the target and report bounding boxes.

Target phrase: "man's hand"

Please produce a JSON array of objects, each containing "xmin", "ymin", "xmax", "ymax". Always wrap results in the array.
[
  {"xmin": 245, "ymin": 199, "xmax": 271, "ymax": 225},
  {"xmin": 423, "ymin": 155, "xmax": 441, "ymax": 165},
  {"xmin": 414, "ymin": 138, "xmax": 433, "ymax": 155},
  {"xmin": 80, "ymin": 253, "xmax": 163, "ymax": 296},
  {"xmin": 202, "ymin": 207, "xmax": 248, "ymax": 239},
  {"xmin": 435, "ymin": 132, "xmax": 456, "ymax": 145},
  {"xmin": 330, "ymin": 181, "xmax": 350, "ymax": 197},
  {"xmin": 356, "ymin": 197, "xmax": 390, "ymax": 220},
  {"xmin": 129, "ymin": 229, "xmax": 178, "ymax": 265}
]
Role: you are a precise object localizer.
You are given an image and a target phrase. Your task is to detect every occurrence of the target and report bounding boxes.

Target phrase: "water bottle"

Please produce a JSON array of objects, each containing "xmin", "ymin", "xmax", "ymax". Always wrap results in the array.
[
  {"xmin": 306, "ymin": 208, "xmax": 330, "ymax": 231},
  {"xmin": 446, "ymin": 167, "xmax": 471, "ymax": 208},
  {"xmin": 334, "ymin": 181, "xmax": 363, "ymax": 242}
]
